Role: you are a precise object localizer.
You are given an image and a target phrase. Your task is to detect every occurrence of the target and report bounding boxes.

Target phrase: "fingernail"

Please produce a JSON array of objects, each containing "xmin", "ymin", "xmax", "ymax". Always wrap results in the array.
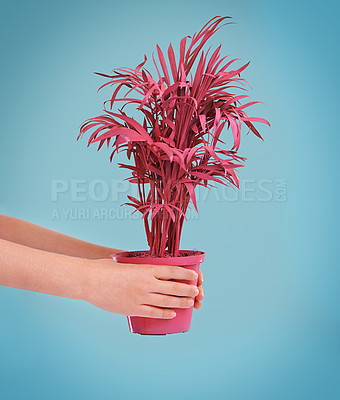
[
  {"xmin": 193, "ymin": 272, "xmax": 198, "ymax": 279},
  {"xmin": 170, "ymin": 311, "xmax": 176, "ymax": 318},
  {"xmin": 195, "ymin": 288, "xmax": 199, "ymax": 296},
  {"xmin": 189, "ymin": 299, "xmax": 194, "ymax": 306}
]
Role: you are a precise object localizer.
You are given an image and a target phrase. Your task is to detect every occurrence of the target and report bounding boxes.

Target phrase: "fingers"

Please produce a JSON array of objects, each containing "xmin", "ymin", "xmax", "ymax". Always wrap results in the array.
[
  {"xmin": 195, "ymin": 270, "xmax": 204, "ymax": 309},
  {"xmin": 195, "ymin": 286, "xmax": 204, "ymax": 301},
  {"xmin": 154, "ymin": 279, "xmax": 199, "ymax": 298},
  {"xmin": 145, "ymin": 293, "xmax": 194, "ymax": 309},
  {"xmin": 194, "ymin": 286, "xmax": 204, "ymax": 309},
  {"xmin": 153, "ymin": 265, "xmax": 198, "ymax": 281},
  {"xmin": 194, "ymin": 300, "xmax": 202, "ymax": 309},
  {"xmin": 197, "ymin": 269, "xmax": 203, "ymax": 286},
  {"xmin": 136, "ymin": 305, "xmax": 177, "ymax": 319}
]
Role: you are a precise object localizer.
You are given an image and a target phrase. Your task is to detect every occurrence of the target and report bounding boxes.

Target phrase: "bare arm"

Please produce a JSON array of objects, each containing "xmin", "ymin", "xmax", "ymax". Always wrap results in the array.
[
  {"xmin": 0, "ymin": 238, "xmax": 86, "ymax": 299},
  {"xmin": 0, "ymin": 238, "xmax": 200, "ymax": 318},
  {"xmin": 0, "ymin": 215, "xmax": 122, "ymax": 259},
  {"xmin": 0, "ymin": 215, "xmax": 204, "ymax": 311}
]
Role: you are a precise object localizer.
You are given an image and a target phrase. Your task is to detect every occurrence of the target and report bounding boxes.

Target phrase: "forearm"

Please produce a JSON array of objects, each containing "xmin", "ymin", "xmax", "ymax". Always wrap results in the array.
[
  {"xmin": 0, "ymin": 238, "xmax": 87, "ymax": 299},
  {"xmin": 0, "ymin": 215, "xmax": 122, "ymax": 259},
  {"xmin": 0, "ymin": 238, "xmax": 201, "ymax": 319}
]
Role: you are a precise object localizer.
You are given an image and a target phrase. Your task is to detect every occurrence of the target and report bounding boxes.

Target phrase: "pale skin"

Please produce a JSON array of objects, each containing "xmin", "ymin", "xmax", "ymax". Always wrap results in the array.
[{"xmin": 0, "ymin": 215, "xmax": 204, "ymax": 319}]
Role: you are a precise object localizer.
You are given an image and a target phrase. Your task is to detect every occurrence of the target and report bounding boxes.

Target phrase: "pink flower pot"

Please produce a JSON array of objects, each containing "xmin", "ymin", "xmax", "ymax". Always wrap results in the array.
[{"xmin": 111, "ymin": 250, "xmax": 205, "ymax": 335}]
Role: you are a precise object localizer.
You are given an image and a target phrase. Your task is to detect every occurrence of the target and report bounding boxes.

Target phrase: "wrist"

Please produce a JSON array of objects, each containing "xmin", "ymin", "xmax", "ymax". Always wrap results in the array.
[
  {"xmin": 58, "ymin": 256, "xmax": 95, "ymax": 302},
  {"xmin": 74, "ymin": 257, "xmax": 94, "ymax": 302},
  {"xmin": 77, "ymin": 258, "xmax": 110, "ymax": 304}
]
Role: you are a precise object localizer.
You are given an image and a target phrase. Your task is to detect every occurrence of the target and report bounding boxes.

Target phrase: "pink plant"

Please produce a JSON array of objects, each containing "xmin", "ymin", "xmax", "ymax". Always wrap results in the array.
[{"xmin": 78, "ymin": 16, "xmax": 269, "ymax": 257}]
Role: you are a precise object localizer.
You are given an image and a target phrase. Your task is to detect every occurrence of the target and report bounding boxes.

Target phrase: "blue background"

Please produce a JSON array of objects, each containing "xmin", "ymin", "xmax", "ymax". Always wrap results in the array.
[{"xmin": 0, "ymin": 0, "xmax": 339, "ymax": 399}]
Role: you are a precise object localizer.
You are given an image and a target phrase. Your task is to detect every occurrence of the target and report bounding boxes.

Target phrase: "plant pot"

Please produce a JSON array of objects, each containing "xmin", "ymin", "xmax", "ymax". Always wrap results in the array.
[{"xmin": 111, "ymin": 250, "xmax": 205, "ymax": 335}]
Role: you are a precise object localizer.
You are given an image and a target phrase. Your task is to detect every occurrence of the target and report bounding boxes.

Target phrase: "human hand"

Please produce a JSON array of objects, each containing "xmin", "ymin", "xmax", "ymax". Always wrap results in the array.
[
  {"xmin": 194, "ymin": 269, "xmax": 204, "ymax": 309},
  {"xmin": 84, "ymin": 259, "xmax": 201, "ymax": 319}
]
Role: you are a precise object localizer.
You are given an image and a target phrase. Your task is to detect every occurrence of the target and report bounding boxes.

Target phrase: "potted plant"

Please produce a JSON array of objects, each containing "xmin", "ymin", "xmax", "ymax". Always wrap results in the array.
[{"xmin": 78, "ymin": 16, "xmax": 269, "ymax": 335}]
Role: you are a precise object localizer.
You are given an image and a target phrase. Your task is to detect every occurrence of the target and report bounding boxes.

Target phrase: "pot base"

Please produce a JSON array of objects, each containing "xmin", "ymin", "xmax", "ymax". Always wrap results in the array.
[{"xmin": 134, "ymin": 331, "xmax": 188, "ymax": 336}]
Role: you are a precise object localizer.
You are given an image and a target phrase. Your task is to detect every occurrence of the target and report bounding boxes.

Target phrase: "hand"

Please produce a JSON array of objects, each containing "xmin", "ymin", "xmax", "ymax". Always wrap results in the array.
[
  {"xmin": 84, "ymin": 259, "xmax": 201, "ymax": 319},
  {"xmin": 194, "ymin": 269, "xmax": 204, "ymax": 309}
]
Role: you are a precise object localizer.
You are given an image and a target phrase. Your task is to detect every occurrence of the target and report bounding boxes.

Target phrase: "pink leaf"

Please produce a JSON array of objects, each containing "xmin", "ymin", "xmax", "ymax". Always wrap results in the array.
[
  {"xmin": 225, "ymin": 114, "xmax": 240, "ymax": 150},
  {"xmin": 92, "ymin": 127, "xmax": 145, "ymax": 143},
  {"xmin": 241, "ymin": 117, "xmax": 270, "ymax": 126},
  {"xmin": 157, "ymin": 44, "xmax": 170, "ymax": 85},
  {"xmin": 167, "ymin": 43, "xmax": 177, "ymax": 82},
  {"xmin": 105, "ymin": 111, "xmax": 153, "ymax": 144},
  {"xmin": 184, "ymin": 182, "xmax": 198, "ymax": 212},
  {"xmin": 199, "ymin": 114, "xmax": 206, "ymax": 132}
]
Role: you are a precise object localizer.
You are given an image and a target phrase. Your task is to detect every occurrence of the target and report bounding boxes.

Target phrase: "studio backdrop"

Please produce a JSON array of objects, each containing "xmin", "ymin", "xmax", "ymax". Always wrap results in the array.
[{"xmin": 0, "ymin": 1, "xmax": 339, "ymax": 399}]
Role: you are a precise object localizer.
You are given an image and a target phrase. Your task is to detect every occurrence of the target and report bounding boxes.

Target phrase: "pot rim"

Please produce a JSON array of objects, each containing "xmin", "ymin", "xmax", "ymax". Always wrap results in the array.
[{"xmin": 111, "ymin": 250, "xmax": 205, "ymax": 266}]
